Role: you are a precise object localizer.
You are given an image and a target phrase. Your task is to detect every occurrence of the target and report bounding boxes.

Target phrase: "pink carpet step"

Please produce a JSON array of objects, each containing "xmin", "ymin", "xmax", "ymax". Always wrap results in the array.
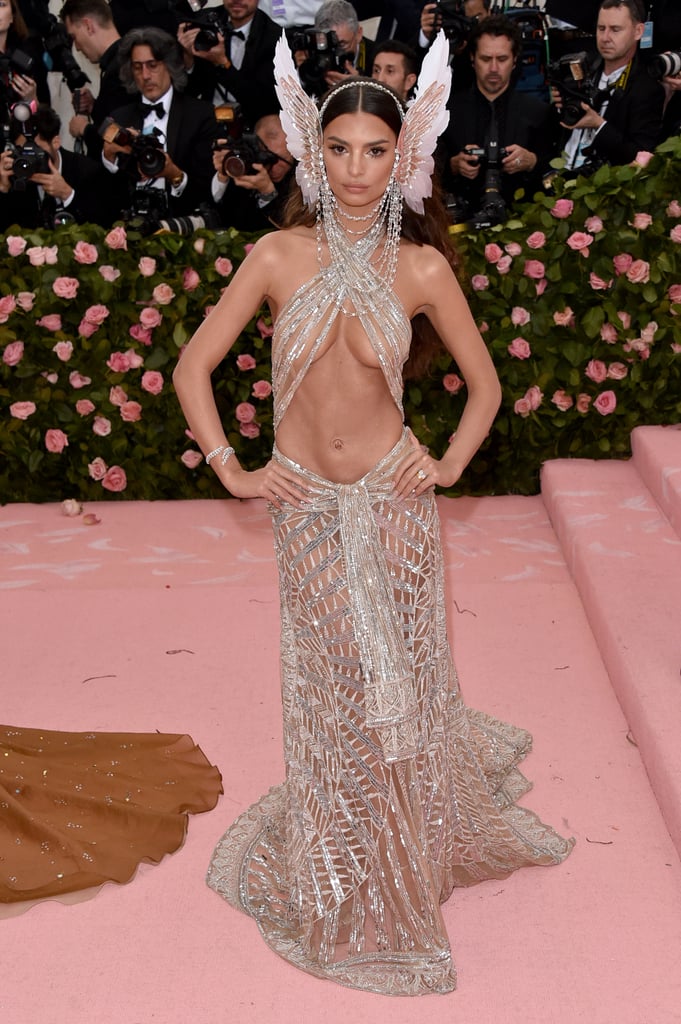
[
  {"xmin": 541, "ymin": 456, "xmax": 681, "ymax": 857},
  {"xmin": 631, "ymin": 424, "xmax": 681, "ymax": 541}
]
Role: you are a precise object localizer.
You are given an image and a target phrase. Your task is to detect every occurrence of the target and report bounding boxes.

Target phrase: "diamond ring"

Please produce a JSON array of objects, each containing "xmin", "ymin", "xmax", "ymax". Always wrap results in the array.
[{"xmin": 417, "ymin": 469, "xmax": 427, "ymax": 480}]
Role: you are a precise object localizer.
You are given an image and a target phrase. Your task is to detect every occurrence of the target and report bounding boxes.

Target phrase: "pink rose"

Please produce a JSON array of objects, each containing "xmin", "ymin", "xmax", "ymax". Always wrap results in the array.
[
  {"xmin": 631, "ymin": 213, "xmax": 652, "ymax": 230},
  {"xmin": 88, "ymin": 456, "xmax": 108, "ymax": 480},
  {"xmin": 152, "ymin": 283, "xmax": 175, "ymax": 305},
  {"xmin": 471, "ymin": 274, "xmax": 489, "ymax": 291},
  {"xmin": 69, "ymin": 371, "xmax": 91, "ymax": 389},
  {"xmin": 84, "ymin": 304, "xmax": 110, "ymax": 326},
  {"xmin": 613, "ymin": 253, "xmax": 633, "ymax": 275},
  {"xmin": 0, "ymin": 294, "xmax": 17, "ymax": 321},
  {"xmin": 73, "ymin": 240, "xmax": 98, "ymax": 264},
  {"xmin": 43, "ymin": 372, "xmax": 58, "ymax": 384},
  {"xmin": 78, "ymin": 320, "xmax": 99, "ymax": 338},
  {"xmin": 672, "ymin": 343, "xmax": 681, "ymax": 354},
  {"xmin": 120, "ymin": 400, "xmax": 142, "ymax": 422},
  {"xmin": 505, "ymin": 242, "xmax": 522, "ymax": 257},
  {"xmin": 185, "ymin": 428, "xmax": 195, "ymax": 440},
  {"xmin": 607, "ymin": 362, "xmax": 628, "ymax": 380},
  {"xmin": 535, "ymin": 278, "xmax": 548, "ymax": 296},
  {"xmin": 37, "ymin": 314, "xmax": 62, "ymax": 331},
  {"xmin": 76, "ymin": 399, "xmax": 95, "ymax": 416},
  {"xmin": 496, "ymin": 255, "xmax": 512, "ymax": 274},
  {"xmin": 235, "ymin": 401, "xmax": 256, "ymax": 424},
  {"xmin": 526, "ymin": 231, "xmax": 545, "ymax": 249},
  {"xmin": 52, "ymin": 276, "xmax": 79, "ymax": 300},
  {"xmin": 61, "ymin": 498, "xmax": 82, "ymax": 517},
  {"xmin": 52, "ymin": 340, "xmax": 73, "ymax": 362},
  {"xmin": 523, "ymin": 259, "xmax": 545, "ymax": 279},
  {"xmin": 589, "ymin": 272, "xmax": 612, "ymax": 291},
  {"xmin": 566, "ymin": 231, "xmax": 594, "ymax": 254},
  {"xmin": 576, "ymin": 393, "xmax": 592, "ymax": 413},
  {"xmin": 109, "ymin": 385, "xmax": 128, "ymax": 406},
  {"xmin": 181, "ymin": 450, "xmax": 203, "ymax": 469},
  {"xmin": 600, "ymin": 323, "xmax": 618, "ymax": 344},
  {"xmin": 552, "ymin": 390, "xmax": 573, "ymax": 411},
  {"xmin": 626, "ymin": 259, "xmax": 650, "ymax": 284},
  {"xmin": 45, "ymin": 428, "xmax": 69, "ymax": 453},
  {"xmin": 93, "ymin": 415, "xmax": 112, "ymax": 436},
  {"xmin": 9, "ymin": 400, "xmax": 36, "ymax": 419},
  {"xmin": 550, "ymin": 198, "xmax": 574, "ymax": 219},
  {"xmin": 667, "ymin": 200, "xmax": 681, "ymax": 218},
  {"xmin": 141, "ymin": 370, "xmax": 164, "ymax": 395},
  {"xmin": 215, "ymin": 257, "xmax": 233, "ymax": 277},
  {"xmin": 236, "ymin": 353, "xmax": 256, "ymax": 371},
  {"xmin": 27, "ymin": 246, "xmax": 46, "ymax": 266},
  {"xmin": 239, "ymin": 421, "xmax": 260, "ymax": 438},
  {"xmin": 193, "ymin": 237, "xmax": 205, "ymax": 254},
  {"xmin": 139, "ymin": 307, "xmax": 162, "ymax": 329},
  {"xmin": 3, "ymin": 340, "xmax": 24, "ymax": 366},
  {"xmin": 101, "ymin": 465, "xmax": 127, "ymax": 492},
  {"xmin": 203, "ymin": 305, "xmax": 216, "ymax": 318},
  {"xmin": 44, "ymin": 246, "xmax": 58, "ymax": 265},
  {"xmin": 508, "ymin": 337, "xmax": 531, "ymax": 359},
  {"xmin": 256, "ymin": 317, "xmax": 274, "ymax": 338},
  {"xmin": 6, "ymin": 235, "xmax": 26, "ymax": 256},
  {"xmin": 633, "ymin": 151, "xmax": 654, "ymax": 167},
  {"xmin": 624, "ymin": 339, "xmax": 650, "ymax": 359},
  {"xmin": 617, "ymin": 311, "xmax": 631, "ymax": 330},
  {"xmin": 668, "ymin": 284, "xmax": 681, "ymax": 303},
  {"xmin": 244, "ymin": 243, "xmax": 255, "ymax": 254},
  {"xmin": 584, "ymin": 216, "xmax": 603, "ymax": 233},
  {"xmin": 514, "ymin": 396, "xmax": 532, "ymax": 417},
  {"xmin": 138, "ymin": 256, "xmax": 157, "ymax": 277},
  {"xmin": 484, "ymin": 243, "xmax": 503, "ymax": 264},
  {"xmin": 129, "ymin": 324, "xmax": 153, "ymax": 346},
  {"xmin": 16, "ymin": 291, "xmax": 35, "ymax": 311},
  {"xmin": 526, "ymin": 385, "xmax": 543, "ymax": 411},
  {"xmin": 553, "ymin": 307, "xmax": 575, "ymax": 327},
  {"xmin": 125, "ymin": 349, "xmax": 144, "ymax": 369},
  {"xmin": 107, "ymin": 351, "xmax": 131, "ymax": 373},
  {"xmin": 509, "ymin": 305, "xmax": 532, "ymax": 325},
  {"xmin": 105, "ymin": 227, "xmax": 127, "ymax": 250},
  {"xmin": 99, "ymin": 265, "xmax": 121, "ymax": 282},
  {"xmin": 478, "ymin": 321, "xmax": 489, "ymax": 333},
  {"xmin": 671, "ymin": 225, "xmax": 681, "ymax": 244},
  {"xmin": 182, "ymin": 267, "xmax": 200, "ymax": 292},
  {"xmin": 594, "ymin": 390, "xmax": 617, "ymax": 416},
  {"xmin": 641, "ymin": 321, "xmax": 658, "ymax": 344},
  {"xmin": 443, "ymin": 373, "xmax": 464, "ymax": 393},
  {"xmin": 585, "ymin": 359, "xmax": 607, "ymax": 383},
  {"xmin": 252, "ymin": 380, "xmax": 273, "ymax": 399}
]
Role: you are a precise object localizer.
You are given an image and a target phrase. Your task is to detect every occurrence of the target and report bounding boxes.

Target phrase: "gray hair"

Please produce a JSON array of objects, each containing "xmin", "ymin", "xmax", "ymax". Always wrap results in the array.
[
  {"xmin": 314, "ymin": 0, "xmax": 359, "ymax": 33},
  {"xmin": 118, "ymin": 27, "xmax": 188, "ymax": 94}
]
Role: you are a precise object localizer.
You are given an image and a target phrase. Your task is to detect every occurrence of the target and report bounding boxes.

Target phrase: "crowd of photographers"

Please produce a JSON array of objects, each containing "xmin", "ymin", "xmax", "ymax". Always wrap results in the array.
[{"xmin": 0, "ymin": 0, "xmax": 680, "ymax": 235}]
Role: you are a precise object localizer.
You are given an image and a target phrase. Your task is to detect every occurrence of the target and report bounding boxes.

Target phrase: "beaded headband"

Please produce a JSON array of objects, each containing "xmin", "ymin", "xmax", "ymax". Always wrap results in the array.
[
  {"xmin": 318, "ymin": 79, "xmax": 406, "ymax": 122},
  {"xmin": 274, "ymin": 32, "xmax": 451, "ymax": 214}
]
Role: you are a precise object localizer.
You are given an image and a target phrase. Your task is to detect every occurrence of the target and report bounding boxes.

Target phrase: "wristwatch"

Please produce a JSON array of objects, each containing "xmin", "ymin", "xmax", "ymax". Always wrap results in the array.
[{"xmin": 170, "ymin": 171, "xmax": 184, "ymax": 188}]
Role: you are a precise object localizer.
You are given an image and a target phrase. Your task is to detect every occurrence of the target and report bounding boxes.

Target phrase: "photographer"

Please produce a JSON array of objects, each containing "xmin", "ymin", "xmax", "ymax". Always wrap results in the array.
[
  {"xmin": 211, "ymin": 111, "xmax": 294, "ymax": 230},
  {"xmin": 177, "ymin": 0, "xmax": 279, "ymax": 127},
  {"xmin": 0, "ymin": 103, "xmax": 113, "ymax": 229},
  {"xmin": 556, "ymin": 0, "xmax": 664, "ymax": 173},
  {"xmin": 417, "ymin": 0, "xmax": 490, "ymax": 90},
  {"xmin": 0, "ymin": 0, "xmax": 49, "ymax": 120},
  {"xmin": 102, "ymin": 26, "xmax": 214, "ymax": 223},
  {"xmin": 441, "ymin": 15, "xmax": 552, "ymax": 228},
  {"xmin": 60, "ymin": 0, "xmax": 128, "ymax": 159},
  {"xmin": 371, "ymin": 38, "xmax": 418, "ymax": 103}
]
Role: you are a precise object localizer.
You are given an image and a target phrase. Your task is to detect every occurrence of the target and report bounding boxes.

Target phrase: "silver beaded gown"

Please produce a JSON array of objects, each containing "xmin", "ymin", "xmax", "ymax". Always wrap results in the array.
[{"xmin": 207, "ymin": 254, "xmax": 574, "ymax": 996}]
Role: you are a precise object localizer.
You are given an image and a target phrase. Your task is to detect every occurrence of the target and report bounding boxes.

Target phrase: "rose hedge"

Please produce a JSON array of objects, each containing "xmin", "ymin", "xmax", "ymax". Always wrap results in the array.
[{"xmin": 1, "ymin": 136, "xmax": 681, "ymax": 503}]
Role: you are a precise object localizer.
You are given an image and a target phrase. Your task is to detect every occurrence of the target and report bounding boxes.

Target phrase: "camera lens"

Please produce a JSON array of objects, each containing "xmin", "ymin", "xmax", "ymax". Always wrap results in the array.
[{"xmin": 223, "ymin": 153, "xmax": 247, "ymax": 177}]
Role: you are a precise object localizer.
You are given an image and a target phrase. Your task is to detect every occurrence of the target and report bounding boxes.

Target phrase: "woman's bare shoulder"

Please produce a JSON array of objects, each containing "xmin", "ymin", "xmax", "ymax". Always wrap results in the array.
[{"xmin": 248, "ymin": 225, "xmax": 316, "ymax": 262}]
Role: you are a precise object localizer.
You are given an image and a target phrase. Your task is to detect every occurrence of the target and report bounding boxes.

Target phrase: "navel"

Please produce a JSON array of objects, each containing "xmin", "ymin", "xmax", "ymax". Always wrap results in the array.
[{"xmin": 331, "ymin": 437, "xmax": 345, "ymax": 451}]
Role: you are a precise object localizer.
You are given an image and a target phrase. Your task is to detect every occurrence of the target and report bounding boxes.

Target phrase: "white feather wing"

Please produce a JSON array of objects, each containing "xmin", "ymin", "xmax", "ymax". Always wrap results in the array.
[{"xmin": 273, "ymin": 33, "xmax": 322, "ymax": 208}]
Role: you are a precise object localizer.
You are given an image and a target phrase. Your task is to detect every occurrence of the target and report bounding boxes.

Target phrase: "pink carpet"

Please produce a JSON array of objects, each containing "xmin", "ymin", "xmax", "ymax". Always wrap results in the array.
[{"xmin": 2, "ymin": 434, "xmax": 680, "ymax": 1024}]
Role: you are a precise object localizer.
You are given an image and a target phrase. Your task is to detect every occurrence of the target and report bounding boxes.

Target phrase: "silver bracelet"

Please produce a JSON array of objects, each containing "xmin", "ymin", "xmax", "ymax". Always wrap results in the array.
[
  {"xmin": 220, "ymin": 446, "xmax": 235, "ymax": 466},
  {"xmin": 205, "ymin": 445, "xmax": 225, "ymax": 465}
]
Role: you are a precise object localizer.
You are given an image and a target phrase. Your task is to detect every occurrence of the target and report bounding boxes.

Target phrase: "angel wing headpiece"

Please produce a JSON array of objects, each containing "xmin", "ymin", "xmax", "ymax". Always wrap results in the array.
[{"xmin": 273, "ymin": 32, "xmax": 451, "ymax": 215}]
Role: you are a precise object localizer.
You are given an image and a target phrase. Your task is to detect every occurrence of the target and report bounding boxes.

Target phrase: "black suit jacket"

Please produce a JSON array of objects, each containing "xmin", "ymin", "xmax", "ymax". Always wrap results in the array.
[
  {"xmin": 109, "ymin": 91, "xmax": 216, "ymax": 216},
  {"xmin": 82, "ymin": 39, "xmax": 130, "ymax": 161},
  {"xmin": 0, "ymin": 147, "xmax": 114, "ymax": 230},
  {"xmin": 581, "ymin": 56, "xmax": 665, "ymax": 166},
  {"xmin": 185, "ymin": 9, "xmax": 281, "ymax": 127}
]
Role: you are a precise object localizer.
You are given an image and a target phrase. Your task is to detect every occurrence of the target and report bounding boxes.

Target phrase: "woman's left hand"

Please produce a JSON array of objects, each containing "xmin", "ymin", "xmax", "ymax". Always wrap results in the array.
[
  {"xmin": 11, "ymin": 74, "xmax": 37, "ymax": 103},
  {"xmin": 393, "ymin": 432, "xmax": 459, "ymax": 498}
]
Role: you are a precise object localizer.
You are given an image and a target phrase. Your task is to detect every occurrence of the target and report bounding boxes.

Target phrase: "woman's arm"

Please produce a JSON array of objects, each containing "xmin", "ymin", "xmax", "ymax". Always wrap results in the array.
[
  {"xmin": 173, "ymin": 234, "xmax": 308, "ymax": 506},
  {"xmin": 394, "ymin": 247, "xmax": 502, "ymax": 497}
]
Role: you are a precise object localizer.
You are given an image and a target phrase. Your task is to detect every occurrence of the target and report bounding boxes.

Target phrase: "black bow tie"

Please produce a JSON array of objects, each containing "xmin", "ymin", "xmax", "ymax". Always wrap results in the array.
[
  {"xmin": 141, "ymin": 101, "xmax": 165, "ymax": 118},
  {"xmin": 229, "ymin": 29, "xmax": 245, "ymax": 40}
]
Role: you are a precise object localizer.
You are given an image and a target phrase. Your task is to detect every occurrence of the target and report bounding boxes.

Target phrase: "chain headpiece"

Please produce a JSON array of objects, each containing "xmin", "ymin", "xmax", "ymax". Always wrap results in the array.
[{"xmin": 274, "ymin": 31, "xmax": 451, "ymax": 215}]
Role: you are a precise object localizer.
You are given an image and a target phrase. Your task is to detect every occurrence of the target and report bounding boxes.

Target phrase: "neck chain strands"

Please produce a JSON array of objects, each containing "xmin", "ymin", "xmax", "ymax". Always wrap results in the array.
[{"xmin": 316, "ymin": 157, "xmax": 403, "ymax": 318}]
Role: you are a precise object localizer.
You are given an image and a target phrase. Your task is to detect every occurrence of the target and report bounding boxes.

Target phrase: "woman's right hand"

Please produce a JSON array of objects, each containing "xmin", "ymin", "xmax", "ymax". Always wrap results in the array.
[{"xmin": 219, "ymin": 459, "xmax": 310, "ymax": 509}]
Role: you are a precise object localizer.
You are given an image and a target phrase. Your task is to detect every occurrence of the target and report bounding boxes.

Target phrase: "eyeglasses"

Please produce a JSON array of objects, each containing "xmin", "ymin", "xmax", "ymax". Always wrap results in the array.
[{"xmin": 131, "ymin": 59, "xmax": 163, "ymax": 73}]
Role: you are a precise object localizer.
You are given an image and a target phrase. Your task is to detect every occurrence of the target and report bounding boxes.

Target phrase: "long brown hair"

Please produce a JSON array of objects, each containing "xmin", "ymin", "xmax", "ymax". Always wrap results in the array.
[{"xmin": 281, "ymin": 78, "xmax": 462, "ymax": 380}]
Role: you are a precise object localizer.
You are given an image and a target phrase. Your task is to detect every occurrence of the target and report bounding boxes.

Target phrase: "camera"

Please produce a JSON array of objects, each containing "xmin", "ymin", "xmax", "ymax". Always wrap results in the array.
[
  {"xmin": 210, "ymin": 104, "xmax": 278, "ymax": 177},
  {"xmin": 99, "ymin": 118, "xmax": 167, "ymax": 178},
  {"xmin": 292, "ymin": 29, "xmax": 351, "ymax": 95},
  {"xmin": 173, "ymin": 0, "xmax": 230, "ymax": 51},
  {"xmin": 4, "ymin": 102, "xmax": 50, "ymax": 190},
  {"xmin": 547, "ymin": 51, "xmax": 598, "ymax": 127},
  {"xmin": 433, "ymin": 0, "xmax": 475, "ymax": 47},
  {"xmin": 648, "ymin": 50, "xmax": 681, "ymax": 80},
  {"xmin": 157, "ymin": 202, "xmax": 222, "ymax": 236},
  {"xmin": 447, "ymin": 139, "xmax": 509, "ymax": 231}
]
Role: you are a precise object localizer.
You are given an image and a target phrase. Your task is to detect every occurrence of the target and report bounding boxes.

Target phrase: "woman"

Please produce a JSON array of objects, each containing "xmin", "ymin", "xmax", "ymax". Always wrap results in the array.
[
  {"xmin": 0, "ymin": 0, "xmax": 49, "ymax": 120},
  {"xmin": 173, "ymin": 35, "xmax": 572, "ymax": 996}
]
